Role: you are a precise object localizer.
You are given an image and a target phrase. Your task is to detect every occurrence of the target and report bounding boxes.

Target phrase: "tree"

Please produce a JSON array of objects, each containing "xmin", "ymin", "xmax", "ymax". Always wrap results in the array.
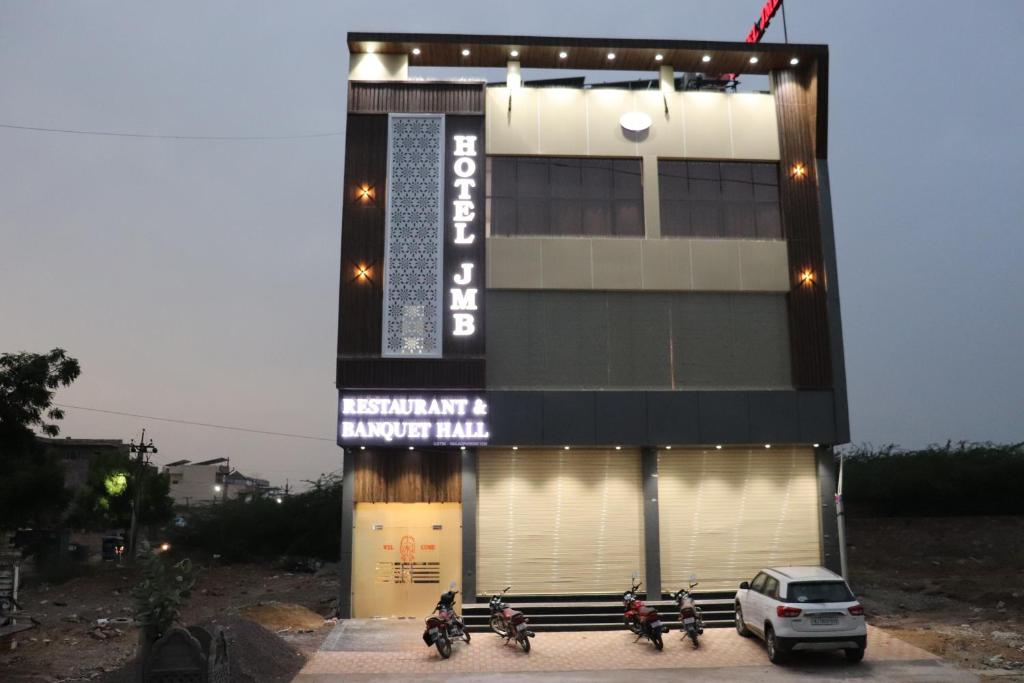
[
  {"xmin": 67, "ymin": 449, "xmax": 175, "ymax": 531},
  {"xmin": 0, "ymin": 348, "xmax": 80, "ymax": 529}
]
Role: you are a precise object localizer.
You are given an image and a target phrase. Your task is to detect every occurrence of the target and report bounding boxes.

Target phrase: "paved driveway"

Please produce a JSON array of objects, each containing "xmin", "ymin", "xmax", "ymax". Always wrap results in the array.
[{"xmin": 293, "ymin": 620, "xmax": 976, "ymax": 682}]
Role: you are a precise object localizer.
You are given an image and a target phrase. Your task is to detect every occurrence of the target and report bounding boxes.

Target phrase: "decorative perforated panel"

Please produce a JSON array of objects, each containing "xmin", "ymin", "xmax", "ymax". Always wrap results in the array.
[{"xmin": 382, "ymin": 114, "xmax": 445, "ymax": 357}]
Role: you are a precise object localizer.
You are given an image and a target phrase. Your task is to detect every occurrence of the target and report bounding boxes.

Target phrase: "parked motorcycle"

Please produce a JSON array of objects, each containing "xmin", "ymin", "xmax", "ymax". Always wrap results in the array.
[
  {"xmin": 623, "ymin": 576, "xmax": 668, "ymax": 650},
  {"xmin": 422, "ymin": 585, "xmax": 470, "ymax": 659},
  {"xmin": 488, "ymin": 586, "xmax": 535, "ymax": 652},
  {"xmin": 673, "ymin": 575, "xmax": 705, "ymax": 649}
]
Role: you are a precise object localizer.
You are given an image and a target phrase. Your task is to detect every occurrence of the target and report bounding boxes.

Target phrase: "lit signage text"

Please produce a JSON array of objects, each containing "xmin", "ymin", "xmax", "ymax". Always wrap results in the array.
[
  {"xmin": 450, "ymin": 134, "xmax": 479, "ymax": 337},
  {"xmin": 338, "ymin": 393, "xmax": 489, "ymax": 446},
  {"xmin": 745, "ymin": 0, "xmax": 783, "ymax": 43}
]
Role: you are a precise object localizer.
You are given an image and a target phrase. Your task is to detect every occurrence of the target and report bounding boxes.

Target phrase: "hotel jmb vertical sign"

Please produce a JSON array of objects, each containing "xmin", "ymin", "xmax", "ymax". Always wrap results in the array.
[{"xmin": 445, "ymin": 118, "xmax": 484, "ymax": 350}]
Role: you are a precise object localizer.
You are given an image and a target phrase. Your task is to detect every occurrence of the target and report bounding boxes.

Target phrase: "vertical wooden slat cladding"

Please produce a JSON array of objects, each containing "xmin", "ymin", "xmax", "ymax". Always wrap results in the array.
[
  {"xmin": 337, "ymin": 358, "xmax": 484, "ymax": 389},
  {"xmin": 773, "ymin": 66, "xmax": 832, "ymax": 389},
  {"xmin": 354, "ymin": 449, "xmax": 461, "ymax": 502},
  {"xmin": 348, "ymin": 82, "xmax": 485, "ymax": 114},
  {"xmin": 338, "ymin": 114, "xmax": 387, "ymax": 357}
]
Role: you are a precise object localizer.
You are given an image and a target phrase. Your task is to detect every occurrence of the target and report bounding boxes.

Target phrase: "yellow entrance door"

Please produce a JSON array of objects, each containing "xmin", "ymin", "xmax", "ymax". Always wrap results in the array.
[{"xmin": 352, "ymin": 502, "xmax": 462, "ymax": 618}]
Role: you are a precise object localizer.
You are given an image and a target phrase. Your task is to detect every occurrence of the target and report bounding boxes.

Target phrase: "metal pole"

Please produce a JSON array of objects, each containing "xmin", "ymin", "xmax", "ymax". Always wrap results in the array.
[
  {"xmin": 781, "ymin": 0, "xmax": 790, "ymax": 43},
  {"xmin": 127, "ymin": 429, "xmax": 154, "ymax": 562},
  {"xmin": 836, "ymin": 452, "xmax": 849, "ymax": 580}
]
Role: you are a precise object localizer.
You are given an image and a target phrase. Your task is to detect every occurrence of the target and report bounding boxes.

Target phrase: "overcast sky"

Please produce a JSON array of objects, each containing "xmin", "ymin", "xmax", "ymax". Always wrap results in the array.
[{"xmin": 2, "ymin": 1, "xmax": 1021, "ymax": 487}]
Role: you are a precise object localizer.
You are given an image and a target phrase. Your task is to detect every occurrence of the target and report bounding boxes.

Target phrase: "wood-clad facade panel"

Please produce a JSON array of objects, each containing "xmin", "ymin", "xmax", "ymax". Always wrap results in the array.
[
  {"xmin": 348, "ymin": 81, "xmax": 485, "ymax": 114},
  {"xmin": 773, "ymin": 66, "xmax": 832, "ymax": 389},
  {"xmin": 353, "ymin": 449, "xmax": 461, "ymax": 503}
]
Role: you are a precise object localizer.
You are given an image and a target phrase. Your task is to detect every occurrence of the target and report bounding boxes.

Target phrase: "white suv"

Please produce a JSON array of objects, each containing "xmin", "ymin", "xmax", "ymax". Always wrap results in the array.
[{"xmin": 734, "ymin": 566, "xmax": 866, "ymax": 664}]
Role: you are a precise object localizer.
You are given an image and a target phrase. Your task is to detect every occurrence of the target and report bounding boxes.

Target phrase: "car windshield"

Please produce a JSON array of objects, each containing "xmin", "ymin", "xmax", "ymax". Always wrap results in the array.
[{"xmin": 785, "ymin": 581, "xmax": 854, "ymax": 603}]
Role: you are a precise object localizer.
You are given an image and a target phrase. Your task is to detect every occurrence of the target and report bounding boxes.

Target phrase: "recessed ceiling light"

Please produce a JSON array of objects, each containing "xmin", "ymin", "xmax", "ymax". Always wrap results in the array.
[
  {"xmin": 461, "ymin": 48, "xmax": 470, "ymax": 56},
  {"xmin": 701, "ymin": 54, "xmax": 711, "ymax": 63},
  {"xmin": 607, "ymin": 52, "xmax": 616, "ymax": 60},
  {"xmin": 512, "ymin": 446, "xmax": 518, "ymax": 451},
  {"xmin": 366, "ymin": 46, "xmax": 375, "ymax": 54},
  {"xmin": 654, "ymin": 53, "xmax": 664, "ymax": 61},
  {"xmin": 563, "ymin": 445, "xmax": 570, "ymax": 450},
  {"xmin": 716, "ymin": 445, "xmax": 723, "ymax": 450},
  {"xmin": 790, "ymin": 57, "xmax": 799, "ymax": 65},
  {"xmin": 813, "ymin": 443, "xmax": 820, "ymax": 448},
  {"xmin": 665, "ymin": 446, "xmax": 672, "ymax": 450},
  {"xmin": 360, "ymin": 446, "xmax": 366, "ymax": 450},
  {"xmin": 510, "ymin": 49, "xmax": 519, "ymax": 57},
  {"xmin": 764, "ymin": 443, "xmax": 772, "ymax": 449},
  {"xmin": 615, "ymin": 446, "xmax": 622, "ymax": 450},
  {"xmin": 559, "ymin": 51, "xmax": 568, "ymax": 59},
  {"xmin": 411, "ymin": 47, "xmax": 421, "ymax": 56},
  {"xmin": 408, "ymin": 446, "xmax": 414, "ymax": 450},
  {"xmin": 749, "ymin": 56, "xmax": 759, "ymax": 64}
]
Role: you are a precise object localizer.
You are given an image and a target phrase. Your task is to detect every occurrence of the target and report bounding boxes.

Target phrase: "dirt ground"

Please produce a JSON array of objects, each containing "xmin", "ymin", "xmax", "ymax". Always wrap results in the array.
[
  {"xmin": 0, "ymin": 560, "xmax": 340, "ymax": 682},
  {"xmin": 3, "ymin": 517, "xmax": 1022, "ymax": 681},
  {"xmin": 848, "ymin": 516, "xmax": 1024, "ymax": 680}
]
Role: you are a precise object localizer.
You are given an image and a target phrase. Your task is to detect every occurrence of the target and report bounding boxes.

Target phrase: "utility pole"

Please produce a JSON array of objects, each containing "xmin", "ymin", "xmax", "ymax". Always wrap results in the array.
[{"xmin": 127, "ymin": 429, "xmax": 158, "ymax": 563}]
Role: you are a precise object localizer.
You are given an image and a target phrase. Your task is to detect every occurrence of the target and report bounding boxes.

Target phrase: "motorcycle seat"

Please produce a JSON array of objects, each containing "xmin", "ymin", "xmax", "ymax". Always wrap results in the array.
[
  {"xmin": 502, "ymin": 607, "xmax": 522, "ymax": 618},
  {"xmin": 640, "ymin": 606, "xmax": 657, "ymax": 616}
]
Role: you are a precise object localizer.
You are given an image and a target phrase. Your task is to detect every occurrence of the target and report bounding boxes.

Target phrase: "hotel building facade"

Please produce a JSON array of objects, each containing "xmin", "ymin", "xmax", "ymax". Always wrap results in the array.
[{"xmin": 335, "ymin": 33, "xmax": 848, "ymax": 621}]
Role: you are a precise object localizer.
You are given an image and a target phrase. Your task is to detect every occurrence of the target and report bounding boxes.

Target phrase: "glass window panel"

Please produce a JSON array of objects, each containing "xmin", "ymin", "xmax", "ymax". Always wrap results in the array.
[
  {"xmin": 581, "ymin": 161, "xmax": 613, "ymax": 199},
  {"xmin": 755, "ymin": 202, "xmax": 783, "ymax": 239},
  {"xmin": 613, "ymin": 200, "xmax": 644, "ymax": 236},
  {"xmin": 723, "ymin": 202, "xmax": 756, "ymax": 238},
  {"xmin": 517, "ymin": 198, "xmax": 548, "ymax": 235},
  {"xmin": 689, "ymin": 178, "xmax": 720, "ymax": 201},
  {"xmin": 550, "ymin": 160, "xmax": 582, "ymax": 198},
  {"xmin": 613, "ymin": 163, "xmax": 643, "ymax": 200},
  {"xmin": 690, "ymin": 201, "xmax": 722, "ymax": 237},
  {"xmin": 688, "ymin": 161, "xmax": 720, "ymax": 180},
  {"xmin": 491, "ymin": 197, "xmax": 518, "ymax": 235},
  {"xmin": 490, "ymin": 157, "xmax": 517, "ymax": 197},
  {"xmin": 753, "ymin": 182, "xmax": 779, "ymax": 202},
  {"xmin": 722, "ymin": 179, "xmax": 753, "ymax": 201},
  {"xmin": 582, "ymin": 199, "xmax": 612, "ymax": 235},
  {"xmin": 516, "ymin": 158, "xmax": 549, "ymax": 197},
  {"xmin": 659, "ymin": 200, "xmax": 691, "ymax": 237},
  {"xmin": 752, "ymin": 163, "xmax": 779, "ymax": 186},
  {"xmin": 550, "ymin": 199, "xmax": 582, "ymax": 235},
  {"xmin": 720, "ymin": 162, "xmax": 752, "ymax": 183}
]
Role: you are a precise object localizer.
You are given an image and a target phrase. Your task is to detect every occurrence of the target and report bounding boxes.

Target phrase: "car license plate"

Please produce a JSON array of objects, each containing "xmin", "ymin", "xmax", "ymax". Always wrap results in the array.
[
  {"xmin": 516, "ymin": 622, "xmax": 527, "ymax": 631},
  {"xmin": 811, "ymin": 616, "xmax": 838, "ymax": 626},
  {"xmin": 683, "ymin": 617, "xmax": 695, "ymax": 625},
  {"xmin": 650, "ymin": 620, "xmax": 662, "ymax": 629}
]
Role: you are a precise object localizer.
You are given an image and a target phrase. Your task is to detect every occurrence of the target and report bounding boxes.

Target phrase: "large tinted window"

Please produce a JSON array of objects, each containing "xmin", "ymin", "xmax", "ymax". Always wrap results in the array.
[
  {"xmin": 659, "ymin": 160, "xmax": 782, "ymax": 239},
  {"xmin": 488, "ymin": 157, "xmax": 644, "ymax": 237},
  {"xmin": 785, "ymin": 581, "xmax": 854, "ymax": 604}
]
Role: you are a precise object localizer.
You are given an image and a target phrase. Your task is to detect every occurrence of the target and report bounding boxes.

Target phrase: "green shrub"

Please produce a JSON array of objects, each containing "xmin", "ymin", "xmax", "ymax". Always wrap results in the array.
[{"xmin": 839, "ymin": 442, "xmax": 1024, "ymax": 517}]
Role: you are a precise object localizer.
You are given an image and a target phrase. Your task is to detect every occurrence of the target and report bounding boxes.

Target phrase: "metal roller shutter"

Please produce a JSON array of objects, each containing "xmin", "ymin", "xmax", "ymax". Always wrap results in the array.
[
  {"xmin": 478, "ymin": 448, "xmax": 645, "ymax": 595},
  {"xmin": 659, "ymin": 447, "xmax": 821, "ymax": 592}
]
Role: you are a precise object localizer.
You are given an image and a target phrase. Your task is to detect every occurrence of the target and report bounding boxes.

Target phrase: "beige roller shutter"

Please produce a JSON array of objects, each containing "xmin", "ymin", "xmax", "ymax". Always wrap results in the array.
[
  {"xmin": 478, "ymin": 448, "xmax": 644, "ymax": 595},
  {"xmin": 659, "ymin": 447, "xmax": 820, "ymax": 592}
]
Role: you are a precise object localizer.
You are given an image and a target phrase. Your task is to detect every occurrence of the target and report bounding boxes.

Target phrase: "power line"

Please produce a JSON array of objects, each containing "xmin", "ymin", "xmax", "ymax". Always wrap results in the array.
[
  {"xmin": 55, "ymin": 403, "xmax": 335, "ymax": 442},
  {"xmin": 0, "ymin": 122, "xmax": 343, "ymax": 141}
]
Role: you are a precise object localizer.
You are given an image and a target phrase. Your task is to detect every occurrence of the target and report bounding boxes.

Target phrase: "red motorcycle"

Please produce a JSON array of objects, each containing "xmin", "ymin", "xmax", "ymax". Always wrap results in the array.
[
  {"xmin": 623, "ymin": 577, "xmax": 668, "ymax": 650},
  {"xmin": 422, "ymin": 588, "xmax": 470, "ymax": 659},
  {"xmin": 488, "ymin": 586, "xmax": 535, "ymax": 652}
]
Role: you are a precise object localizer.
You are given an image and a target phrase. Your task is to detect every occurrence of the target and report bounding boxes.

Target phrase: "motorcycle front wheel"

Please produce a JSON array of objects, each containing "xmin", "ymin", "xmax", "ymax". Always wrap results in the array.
[
  {"xmin": 688, "ymin": 629, "xmax": 700, "ymax": 649},
  {"xmin": 436, "ymin": 636, "xmax": 452, "ymax": 659},
  {"xmin": 489, "ymin": 615, "xmax": 507, "ymax": 636},
  {"xmin": 519, "ymin": 635, "xmax": 531, "ymax": 653},
  {"xmin": 651, "ymin": 631, "xmax": 664, "ymax": 650},
  {"xmin": 463, "ymin": 629, "xmax": 471, "ymax": 643}
]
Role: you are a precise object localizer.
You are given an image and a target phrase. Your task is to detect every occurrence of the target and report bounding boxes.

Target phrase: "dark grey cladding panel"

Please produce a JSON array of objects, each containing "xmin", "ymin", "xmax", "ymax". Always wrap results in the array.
[
  {"xmin": 594, "ymin": 392, "xmax": 648, "ymax": 445},
  {"xmin": 543, "ymin": 392, "xmax": 596, "ymax": 444},
  {"xmin": 646, "ymin": 392, "xmax": 700, "ymax": 444},
  {"xmin": 485, "ymin": 390, "xmax": 837, "ymax": 446},
  {"xmin": 798, "ymin": 391, "xmax": 837, "ymax": 444},
  {"xmin": 747, "ymin": 392, "xmax": 799, "ymax": 443},
  {"xmin": 697, "ymin": 392, "xmax": 750, "ymax": 444},
  {"xmin": 487, "ymin": 391, "xmax": 544, "ymax": 444}
]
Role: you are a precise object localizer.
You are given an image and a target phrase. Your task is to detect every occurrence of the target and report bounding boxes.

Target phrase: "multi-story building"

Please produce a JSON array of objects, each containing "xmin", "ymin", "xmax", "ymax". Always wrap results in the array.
[
  {"xmin": 335, "ymin": 33, "xmax": 848, "ymax": 620},
  {"xmin": 163, "ymin": 458, "xmax": 269, "ymax": 506},
  {"xmin": 37, "ymin": 437, "xmax": 130, "ymax": 493}
]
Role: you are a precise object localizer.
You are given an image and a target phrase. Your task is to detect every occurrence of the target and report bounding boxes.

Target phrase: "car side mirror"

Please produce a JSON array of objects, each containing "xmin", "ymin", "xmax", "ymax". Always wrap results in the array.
[{"xmin": 739, "ymin": 581, "xmax": 750, "ymax": 590}]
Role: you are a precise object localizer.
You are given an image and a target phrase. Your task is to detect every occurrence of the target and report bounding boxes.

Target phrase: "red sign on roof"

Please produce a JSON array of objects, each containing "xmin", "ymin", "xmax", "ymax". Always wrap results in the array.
[{"xmin": 745, "ymin": 0, "xmax": 784, "ymax": 43}]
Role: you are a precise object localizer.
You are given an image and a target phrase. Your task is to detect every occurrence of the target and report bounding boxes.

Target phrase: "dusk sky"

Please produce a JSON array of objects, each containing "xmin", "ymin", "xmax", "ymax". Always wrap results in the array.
[{"xmin": 2, "ymin": 1, "xmax": 1021, "ymax": 488}]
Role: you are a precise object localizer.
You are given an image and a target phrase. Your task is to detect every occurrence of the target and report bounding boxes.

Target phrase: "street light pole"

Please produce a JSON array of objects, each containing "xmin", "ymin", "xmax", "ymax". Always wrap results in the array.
[{"xmin": 127, "ymin": 429, "xmax": 158, "ymax": 563}]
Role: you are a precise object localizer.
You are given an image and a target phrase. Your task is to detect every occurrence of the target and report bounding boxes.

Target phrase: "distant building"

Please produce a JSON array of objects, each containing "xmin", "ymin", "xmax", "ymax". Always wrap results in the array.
[
  {"xmin": 163, "ymin": 458, "xmax": 271, "ymax": 506},
  {"xmin": 37, "ymin": 437, "xmax": 129, "ymax": 493}
]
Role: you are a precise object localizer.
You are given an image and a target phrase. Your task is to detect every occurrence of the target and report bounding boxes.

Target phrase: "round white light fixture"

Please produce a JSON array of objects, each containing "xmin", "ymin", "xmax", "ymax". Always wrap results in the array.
[
  {"xmin": 790, "ymin": 57, "xmax": 799, "ymax": 65},
  {"xmin": 563, "ymin": 446, "xmax": 570, "ymax": 450},
  {"xmin": 460, "ymin": 446, "xmax": 466, "ymax": 451},
  {"xmin": 510, "ymin": 49, "xmax": 519, "ymax": 57},
  {"xmin": 619, "ymin": 111, "xmax": 652, "ymax": 133},
  {"xmin": 749, "ymin": 56, "xmax": 759, "ymax": 64},
  {"xmin": 461, "ymin": 48, "xmax": 470, "ymax": 56},
  {"xmin": 615, "ymin": 446, "xmax": 622, "ymax": 450},
  {"xmin": 665, "ymin": 446, "xmax": 672, "ymax": 450},
  {"xmin": 764, "ymin": 443, "xmax": 772, "ymax": 449},
  {"xmin": 559, "ymin": 51, "xmax": 568, "ymax": 59},
  {"xmin": 412, "ymin": 47, "xmax": 421, "ymax": 56},
  {"xmin": 607, "ymin": 52, "xmax": 616, "ymax": 60},
  {"xmin": 360, "ymin": 446, "xmax": 366, "ymax": 450},
  {"xmin": 716, "ymin": 445, "xmax": 723, "ymax": 450},
  {"xmin": 408, "ymin": 445, "xmax": 414, "ymax": 450},
  {"xmin": 701, "ymin": 54, "xmax": 712, "ymax": 63},
  {"xmin": 512, "ymin": 446, "xmax": 518, "ymax": 451},
  {"xmin": 813, "ymin": 443, "xmax": 821, "ymax": 448},
  {"xmin": 654, "ymin": 53, "xmax": 664, "ymax": 61}
]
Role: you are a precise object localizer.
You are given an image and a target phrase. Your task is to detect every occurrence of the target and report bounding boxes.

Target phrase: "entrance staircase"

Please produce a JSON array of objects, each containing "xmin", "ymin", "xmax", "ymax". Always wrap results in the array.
[{"xmin": 463, "ymin": 592, "xmax": 736, "ymax": 632}]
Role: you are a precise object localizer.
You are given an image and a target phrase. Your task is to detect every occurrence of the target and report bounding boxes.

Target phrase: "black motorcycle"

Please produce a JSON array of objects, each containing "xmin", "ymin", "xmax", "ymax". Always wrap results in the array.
[
  {"xmin": 422, "ymin": 588, "xmax": 470, "ymax": 659},
  {"xmin": 673, "ymin": 575, "xmax": 705, "ymax": 649},
  {"xmin": 488, "ymin": 586, "xmax": 535, "ymax": 652}
]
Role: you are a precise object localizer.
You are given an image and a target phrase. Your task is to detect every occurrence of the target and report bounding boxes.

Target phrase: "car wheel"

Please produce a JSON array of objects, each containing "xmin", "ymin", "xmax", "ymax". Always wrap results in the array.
[
  {"xmin": 844, "ymin": 647, "xmax": 865, "ymax": 663},
  {"xmin": 734, "ymin": 604, "xmax": 751, "ymax": 637},
  {"xmin": 765, "ymin": 626, "xmax": 786, "ymax": 665}
]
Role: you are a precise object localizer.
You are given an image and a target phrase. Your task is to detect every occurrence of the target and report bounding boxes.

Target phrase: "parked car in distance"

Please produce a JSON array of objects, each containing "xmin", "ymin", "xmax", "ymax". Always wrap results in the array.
[{"xmin": 734, "ymin": 566, "xmax": 866, "ymax": 664}]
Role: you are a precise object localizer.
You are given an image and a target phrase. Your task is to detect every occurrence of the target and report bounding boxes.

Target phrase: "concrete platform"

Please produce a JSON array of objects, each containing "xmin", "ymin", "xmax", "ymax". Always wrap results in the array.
[{"xmin": 294, "ymin": 619, "xmax": 977, "ymax": 681}]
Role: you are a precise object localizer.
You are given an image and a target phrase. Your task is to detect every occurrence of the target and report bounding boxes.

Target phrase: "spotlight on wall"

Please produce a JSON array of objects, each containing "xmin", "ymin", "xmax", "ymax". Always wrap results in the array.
[
  {"xmin": 510, "ymin": 49, "xmax": 519, "ymax": 58},
  {"xmin": 408, "ymin": 446, "xmax": 414, "ymax": 450},
  {"xmin": 511, "ymin": 446, "xmax": 518, "ymax": 451},
  {"xmin": 563, "ymin": 446, "xmax": 570, "ymax": 450},
  {"xmin": 789, "ymin": 57, "xmax": 799, "ymax": 66},
  {"xmin": 559, "ymin": 51, "xmax": 568, "ymax": 59},
  {"xmin": 615, "ymin": 446, "xmax": 622, "ymax": 450},
  {"xmin": 412, "ymin": 47, "xmax": 421, "ymax": 56},
  {"xmin": 665, "ymin": 446, "xmax": 672, "ymax": 450},
  {"xmin": 360, "ymin": 446, "xmax": 366, "ymax": 450},
  {"xmin": 799, "ymin": 269, "xmax": 815, "ymax": 286},
  {"xmin": 357, "ymin": 184, "xmax": 374, "ymax": 202},
  {"xmin": 813, "ymin": 443, "xmax": 821, "ymax": 448},
  {"xmin": 716, "ymin": 445, "xmax": 723, "ymax": 450},
  {"xmin": 461, "ymin": 48, "xmax": 470, "ymax": 57},
  {"xmin": 790, "ymin": 163, "xmax": 807, "ymax": 179},
  {"xmin": 749, "ymin": 56, "xmax": 759, "ymax": 64},
  {"xmin": 701, "ymin": 54, "xmax": 712, "ymax": 63},
  {"xmin": 607, "ymin": 52, "xmax": 616, "ymax": 60},
  {"xmin": 654, "ymin": 53, "xmax": 664, "ymax": 62},
  {"xmin": 355, "ymin": 264, "xmax": 371, "ymax": 281}
]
